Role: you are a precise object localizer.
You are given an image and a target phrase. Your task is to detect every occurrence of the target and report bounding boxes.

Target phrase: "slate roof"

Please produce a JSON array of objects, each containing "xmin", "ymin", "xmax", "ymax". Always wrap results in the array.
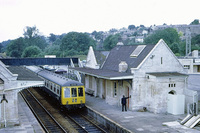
[
  {"xmin": 102, "ymin": 44, "xmax": 155, "ymax": 73},
  {"xmin": 94, "ymin": 51, "xmax": 109, "ymax": 67},
  {"xmin": 7, "ymin": 66, "xmax": 43, "ymax": 81},
  {"xmin": 71, "ymin": 44, "xmax": 156, "ymax": 79},
  {"xmin": 147, "ymin": 72, "xmax": 188, "ymax": 77},
  {"xmin": 71, "ymin": 67, "xmax": 133, "ymax": 80}
]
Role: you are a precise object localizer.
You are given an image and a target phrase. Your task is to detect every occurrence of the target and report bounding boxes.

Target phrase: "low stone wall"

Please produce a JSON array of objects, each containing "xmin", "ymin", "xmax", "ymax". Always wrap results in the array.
[{"xmin": 86, "ymin": 106, "xmax": 133, "ymax": 133}]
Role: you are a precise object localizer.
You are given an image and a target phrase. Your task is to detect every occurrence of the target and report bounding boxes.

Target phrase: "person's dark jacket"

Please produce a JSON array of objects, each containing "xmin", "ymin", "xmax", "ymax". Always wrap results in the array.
[{"xmin": 121, "ymin": 97, "xmax": 129, "ymax": 105}]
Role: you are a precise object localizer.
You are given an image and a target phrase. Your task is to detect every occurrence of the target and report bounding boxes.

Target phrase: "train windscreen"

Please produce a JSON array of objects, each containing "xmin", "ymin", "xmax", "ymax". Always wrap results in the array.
[
  {"xmin": 71, "ymin": 88, "xmax": 77, "ymax": 97},
  {"xmin": 78, "ymin": 87, "xmax": 83, "ymax": 97},
  {"xmin": 64, "ymin": 88, "xmax": 70, "ymax": 98}
]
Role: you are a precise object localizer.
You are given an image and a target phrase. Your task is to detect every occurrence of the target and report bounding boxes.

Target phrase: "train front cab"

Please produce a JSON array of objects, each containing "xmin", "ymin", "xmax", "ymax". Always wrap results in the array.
[{"xmin": 61, "ymin": 86, "xmax": 85, "ymax": 109}]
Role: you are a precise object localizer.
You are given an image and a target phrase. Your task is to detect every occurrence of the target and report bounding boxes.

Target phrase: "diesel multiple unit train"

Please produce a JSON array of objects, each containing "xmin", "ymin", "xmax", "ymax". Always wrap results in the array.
[{"xmin": 27, "ymin": 66, "xmax": 85, "ymax": 109}]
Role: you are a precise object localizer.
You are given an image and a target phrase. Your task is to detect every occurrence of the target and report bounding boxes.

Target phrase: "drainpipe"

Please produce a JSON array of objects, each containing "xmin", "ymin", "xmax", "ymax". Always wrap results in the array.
[
  {"xmin": 185, "ymin": 76, "xmax": 189, "ymax": 114},
  {"xmin": 3, "ymin": 101, "xmax": 6, "ymax": 127}
]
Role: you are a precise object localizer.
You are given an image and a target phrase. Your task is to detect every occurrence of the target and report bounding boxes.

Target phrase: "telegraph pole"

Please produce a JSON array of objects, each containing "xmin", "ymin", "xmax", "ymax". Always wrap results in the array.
[{"xmin": 185, "ymin": 27, "xmax": 191, "ymax": 56}]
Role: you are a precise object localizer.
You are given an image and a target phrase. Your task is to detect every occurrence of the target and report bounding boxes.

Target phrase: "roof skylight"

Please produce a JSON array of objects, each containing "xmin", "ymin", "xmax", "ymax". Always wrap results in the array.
[{"xmin": 130, "ymin": 45, "xmax": 146, "ymax": 57}]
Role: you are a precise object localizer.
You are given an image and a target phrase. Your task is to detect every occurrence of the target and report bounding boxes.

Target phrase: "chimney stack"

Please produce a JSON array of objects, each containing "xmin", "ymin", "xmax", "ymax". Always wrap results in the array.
[
  {"xmin": 192, "ymin": 50, "xmax": 199, "ymax": 58},
  {"xmin": 119, "ymin": 61, "xmax": 128, "ymax": 72}
]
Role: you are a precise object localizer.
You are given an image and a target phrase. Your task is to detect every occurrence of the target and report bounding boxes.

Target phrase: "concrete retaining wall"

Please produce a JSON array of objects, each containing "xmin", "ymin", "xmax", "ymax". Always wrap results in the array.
[{"xmin": 86, "ymin": 106, "xmax": 133, "ymax": 133}]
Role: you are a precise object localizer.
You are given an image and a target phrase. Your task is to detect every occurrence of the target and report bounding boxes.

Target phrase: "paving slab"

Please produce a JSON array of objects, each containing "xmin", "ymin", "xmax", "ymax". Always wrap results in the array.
[{"xmin": 86, "ymin": 94, "xmax": 200, "ymax": 133}]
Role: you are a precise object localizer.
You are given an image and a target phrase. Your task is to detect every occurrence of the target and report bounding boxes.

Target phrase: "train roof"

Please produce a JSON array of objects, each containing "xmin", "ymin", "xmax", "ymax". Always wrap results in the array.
[
  {"xmin": 38, "ymin": 70, "xmax": 83, "ymax": 86},
  {"xmin": 26, "ymin": 66, "xmax": 83, "ymax": 87}
]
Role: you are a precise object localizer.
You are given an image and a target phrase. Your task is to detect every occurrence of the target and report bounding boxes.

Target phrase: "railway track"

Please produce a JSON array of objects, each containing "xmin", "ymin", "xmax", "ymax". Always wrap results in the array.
[
  {"xmin": 21, "ymin": 88, "xmax": 110, "ymax": 133},
  {"xmin": 66, "ymin": 111, "xmax": 108, "ymax": 133},
  {"xmin": 20, "ymin": 89, "xmax": 67, "ymax": 133}
]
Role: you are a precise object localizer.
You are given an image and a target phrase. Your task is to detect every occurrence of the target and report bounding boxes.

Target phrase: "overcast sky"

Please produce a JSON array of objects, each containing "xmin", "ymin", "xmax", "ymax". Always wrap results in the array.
[{"xmin": 0, "ymin": 0, "xmax": 199, "ymax": 42}]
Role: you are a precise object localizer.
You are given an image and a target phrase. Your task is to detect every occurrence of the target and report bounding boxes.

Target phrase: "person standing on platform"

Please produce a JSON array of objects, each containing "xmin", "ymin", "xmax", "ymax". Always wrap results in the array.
[{"xmin": 121, "ymin": 95, "xmax": 131, "ymax": 112}]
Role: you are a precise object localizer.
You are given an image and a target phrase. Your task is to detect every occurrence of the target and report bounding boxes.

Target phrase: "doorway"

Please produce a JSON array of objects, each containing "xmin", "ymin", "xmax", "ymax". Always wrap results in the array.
[
  {"xmin": 102, "ymin": 79, "xmax": 106, "ymax": 99},
  {"xmin": 125, "ymin": 86, "xmax": 130, "ymax": 109}
]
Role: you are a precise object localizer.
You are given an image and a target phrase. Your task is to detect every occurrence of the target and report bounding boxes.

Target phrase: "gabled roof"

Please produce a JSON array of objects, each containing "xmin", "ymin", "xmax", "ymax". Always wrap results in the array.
[
  {"xmin": 71, "ymin": 44, "xmax": 156, "ymax": 80},
  {"xmin": 94, "ymin": 50, "xmax": 110, "ymax": 67},
  {"xmin": 102, "ymin": 44, "xmax": 155, "ymax": 73}
]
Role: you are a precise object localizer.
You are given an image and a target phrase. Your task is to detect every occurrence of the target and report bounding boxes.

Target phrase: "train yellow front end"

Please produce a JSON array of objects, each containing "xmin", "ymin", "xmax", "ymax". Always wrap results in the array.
[{"xmin": 61, "ymin": 86, "xmax": 86, "ymax": 108}]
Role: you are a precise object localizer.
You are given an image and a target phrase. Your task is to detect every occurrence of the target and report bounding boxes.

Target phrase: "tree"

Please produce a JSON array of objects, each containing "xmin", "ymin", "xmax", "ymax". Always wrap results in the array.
[
  {"xmin": 23, "ymin": 26, "xmax": 39, "ymax": 39},
  {"xmin": 91, "ymin": 31, "xmax": 104, "ymax": 41},
  {"xmin": 191, "ymin": 34, "xmax": 200, "ymax": 51},
  {"xmin": 6, "ymin": 37, "xmax": 26, "ymax": 57},
  {"xmin": 190, "ymin": 19, "xmax": 199, "ymax": 25},
  {"xmin": 44, "ymin": 45, "xmax": 61, "ymax": 57},
  {"xmin": 60, "ymin": 32, "xmax": 96, "ymax": 56},
  {"xmin": 170, "ymin": 42, "xmax": 180, "ymax": 55},
  {"xmin": 144, "ymin": 28, "xmax": 180, "ymax": 44},
  {"xmin": 22, "ymin": 46, "xmax": 41, "ymax": 57},
  {"xmin": 103, "ymin": 34, "xmax": 121, "ymax": 50},
  {"xmin": 0, "ymin": 43, "xmax": 3, "ymax": 53},
  {"xmin": 23, "ymin": 26, "xmax": 47, "ymax": 50},
  {"xmin": 49, "ymin": 33, "xmax": 57, "ymax": 42},
  {"xmin": 144, "ymin": 28, "xmax": 181, "ymax": 54},
  {"xmin": 128, "ymin": 25, "xmax": 135, "ymax": 30}
]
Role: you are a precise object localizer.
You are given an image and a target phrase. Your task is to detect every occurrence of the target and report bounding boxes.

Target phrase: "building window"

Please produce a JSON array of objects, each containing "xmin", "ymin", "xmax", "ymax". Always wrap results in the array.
[
  {"xmin": 198, "ymin": 66, "xmax": 200, "ymax": 72},
  {"xmin": 168, "ymin": 90, "xmax": 176, "ymax": 95},
  {"xmin": 113, "ymin": 81, "xmax": 117, "ymax": 97},
  {"xmin": 169, "ymin": 83, "xmax": 176, "ymax": 88},
  {"xmin": 184, "ymin": 65, "xmax": 190, "ymax": 69},
  {"xmin": 161, "ymin": 57, "xmax": 163, "ymax": 64},
  {"xmin": 0, "ymin": 78, "xmax": 4, "ymax": 84}
]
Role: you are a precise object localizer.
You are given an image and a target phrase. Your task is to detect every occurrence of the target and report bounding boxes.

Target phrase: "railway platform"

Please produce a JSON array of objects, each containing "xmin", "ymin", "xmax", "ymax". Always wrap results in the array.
[
  {"xmin": 85, "ymin": 94, "xmax": 200, "ymax": 133},
  {"xmin": 0, "ymin": 94, "xmax": 44, "ymax": 133},
  {"xmin": 1, "ymin": 92, "xmax": 200, "ymax": 133}
]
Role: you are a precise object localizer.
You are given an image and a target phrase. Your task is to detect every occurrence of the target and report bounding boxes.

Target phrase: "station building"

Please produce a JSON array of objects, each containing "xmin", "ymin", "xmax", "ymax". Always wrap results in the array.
[
  {"xmin": 71, "ymin": 39, "xmax": 196, "ymax": 114},
  {"xmin": 178, "ymin": 50, "xmax": 200, "ymax": 74}
]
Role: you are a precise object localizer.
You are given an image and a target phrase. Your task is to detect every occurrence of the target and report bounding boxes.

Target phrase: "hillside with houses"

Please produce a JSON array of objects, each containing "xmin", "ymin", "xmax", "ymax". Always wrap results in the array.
[{"xmin": 1, "ymin": 19, "xmax": 200, "ymax": 58}]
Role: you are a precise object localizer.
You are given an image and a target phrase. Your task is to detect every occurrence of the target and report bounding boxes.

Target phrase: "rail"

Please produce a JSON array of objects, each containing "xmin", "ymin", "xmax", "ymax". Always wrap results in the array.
[{"xmin": 20, "ymin": 89, "xmax": 67, "ymax": 133}]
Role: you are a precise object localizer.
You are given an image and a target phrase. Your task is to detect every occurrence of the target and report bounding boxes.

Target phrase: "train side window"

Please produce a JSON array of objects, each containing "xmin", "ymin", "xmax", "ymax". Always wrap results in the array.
[
  {"xmin": 50, "ymin": 83, "xmax": 53, "ymax": 90},
  {"xmin": 57, "ymin": 89, "xmax": 59, "ymax": 95},
  {"xmin": 56, "ymin": 86, "xmax": 60, "ymax": 95},
  {"xmin": 71, "ymin": 88, "xmax": 77, "ymax": 97},
  {"xmin": 78, "ymin": 87, "xmax": 83, "ymax": 97},
  {"xmin": 64, "ymin": 88, "xmax": 70, "ymax": 98},
  {"xmin": 54, "ymin": 86, "xmax": 56, "ymax": 92},
  {"xmin": 47, "ymin": 81, "xmax": 49, "ymax": 88}
]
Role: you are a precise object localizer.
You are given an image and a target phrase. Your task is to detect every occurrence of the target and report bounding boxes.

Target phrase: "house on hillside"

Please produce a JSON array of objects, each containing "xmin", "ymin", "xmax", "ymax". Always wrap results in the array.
[{"xmin": 71, "ymin": 39, "xmax": 196, "ymax": 114}]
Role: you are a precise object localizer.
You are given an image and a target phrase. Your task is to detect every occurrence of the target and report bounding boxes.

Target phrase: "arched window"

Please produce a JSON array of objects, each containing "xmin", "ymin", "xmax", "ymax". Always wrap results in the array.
[
  {"xmin": 0, "ymin": 78, "xmax": 4, "ymax": 84},
  {"xmin": 168, "ymin": 90, "xmax": 176, "ymax": 95}
]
